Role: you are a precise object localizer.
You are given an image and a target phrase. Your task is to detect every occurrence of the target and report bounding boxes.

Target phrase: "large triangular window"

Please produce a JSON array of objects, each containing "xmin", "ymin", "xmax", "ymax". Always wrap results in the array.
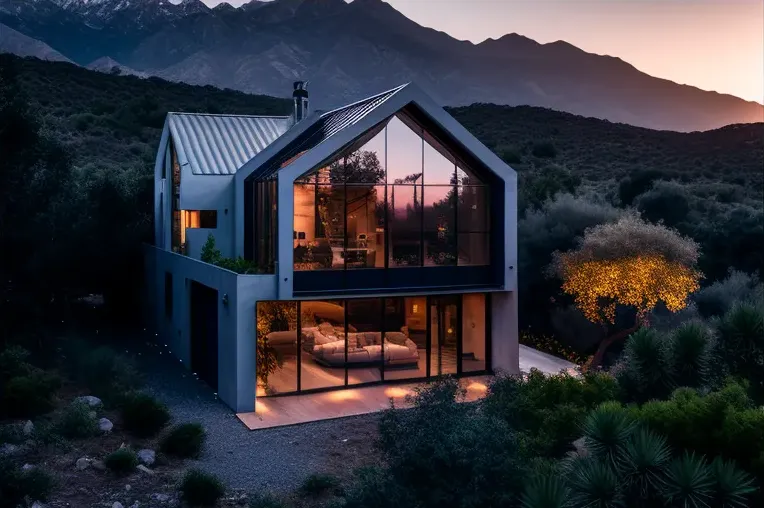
[{"xmin": 292, "ymin": 110, "xmax": 489, "ymax": 271}]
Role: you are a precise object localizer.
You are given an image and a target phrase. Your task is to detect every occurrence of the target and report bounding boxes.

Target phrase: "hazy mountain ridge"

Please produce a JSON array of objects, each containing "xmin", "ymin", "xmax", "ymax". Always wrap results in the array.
[{"xmin": 1, "ymin": 0, "xmax": 762, "ymax": 131}]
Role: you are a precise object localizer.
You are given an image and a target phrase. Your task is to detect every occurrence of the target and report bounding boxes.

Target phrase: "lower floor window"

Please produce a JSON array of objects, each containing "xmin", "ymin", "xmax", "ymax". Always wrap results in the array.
[{"xmin": 255, "ymin": 293, "xmax": 489, "ymax": 396}]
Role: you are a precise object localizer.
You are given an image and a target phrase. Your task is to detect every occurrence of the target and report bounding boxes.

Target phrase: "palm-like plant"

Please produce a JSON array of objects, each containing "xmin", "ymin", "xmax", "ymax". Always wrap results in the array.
[
  {"xmin": 670, "ymin": 321, "xmax": 713, "ymax": 389},
  {"xmin": 709, "ymin": 457, "xmax": 756, "ymax": 508},
  {"xmin": 521, "ymin": 475, "xmax": 572, "ymax": 508},
  {"xmin": 662, "ymin": 452, "xmax": 713, "ymax": 508},
  {"xmin": 619, "ymin": 428, "xmax": 671, "ymax": 503},
  {"xmin": 567, "ymin": 458, "xmax": 625, "ymax": 508},
  {"xmin": 715, "ymin": 302, "xmax": 764, "ymax": 401},
  {"xmin": 580, "ymin": 402, "xmax": 636, "ymax": 469},
  {"xmin": 616, "ymin": 328, "xmax": 675, "ymax": 403}
]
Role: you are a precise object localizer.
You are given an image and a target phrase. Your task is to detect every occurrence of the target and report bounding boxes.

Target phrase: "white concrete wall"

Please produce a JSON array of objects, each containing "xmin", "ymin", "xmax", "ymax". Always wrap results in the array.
[
  {"xmin": 143, "ymin": 245, "xmax": 277, "ymax": 412},
  {"xmin": 179, "ymin": 167, "xmax": 235, "ymax": 259},
  {"xmin": 490, "ymin": 291, "xmax": 520, "ymax": 374}
]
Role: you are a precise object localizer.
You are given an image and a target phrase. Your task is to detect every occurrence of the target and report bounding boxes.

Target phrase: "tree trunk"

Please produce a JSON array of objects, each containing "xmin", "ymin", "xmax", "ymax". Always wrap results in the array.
[{"xmin": 588, "ymin": 319, "xmax": 641, "ymax": 371}]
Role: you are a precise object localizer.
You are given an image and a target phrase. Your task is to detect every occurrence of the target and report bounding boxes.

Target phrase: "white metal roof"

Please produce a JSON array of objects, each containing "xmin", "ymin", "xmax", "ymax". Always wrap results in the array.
[{"xmin": 167, "ymin": 113, "xmax": 292, "ymax": 175}]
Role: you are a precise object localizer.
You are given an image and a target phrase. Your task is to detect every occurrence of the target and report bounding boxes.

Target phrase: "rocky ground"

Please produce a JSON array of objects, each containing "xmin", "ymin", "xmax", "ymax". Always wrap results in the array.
[{"xmin": 1, "ymin": 332, "xmax": 382, "ymax": 507}]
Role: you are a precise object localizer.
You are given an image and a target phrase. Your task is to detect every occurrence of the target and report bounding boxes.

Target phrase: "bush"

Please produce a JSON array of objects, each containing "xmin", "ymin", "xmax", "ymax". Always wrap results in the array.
[
  {"xmin": 121, "ymin": 392, "xmax": 170, "ymax": 437},
  {"xmin": 179, "ymin": 469, "xmax": 225, "ymax": 507},
  {"xmin": 714, "ymin": 302, "xmax": 764, "ymax": 402},
  {"xmin": 0, "ymin": 459, "xmax": 55, "ymax": 508},
  {"xmin": 627, "ymin": 382, "xmax": 764, "ymax": 479},
  {"xmin": 56, "ymin": 401, "xmax": 98, "ymax": 439},
  {"xmin": 160, "ymin": 422, "xmax": 206, "ymax": 458},
  {"xmin": 531, "ymin": 141, "xmax": 557, "ymax": 158},
  {"xmin": 104, "ymin": 447, "xmax": 138, "ymax": 474},
  {"xmin": 375, "ymin": 377, "xmax": 528, "ymax": 506},
  {"xmin": 637, "ymin": 180, "xmax": 691, "ymax": 227},
  {"xmin": 75, "ymin": 345, "xmax": 143, "ymax": 403},
  {"xmin": 1, "ymin": 369, "xmax": 61, "ymax": 418},
  {"xmin": 694, "ymin": 270, "xmax": 763, "ymax": 319},
  {"xmin": 299, "ymin": 473, "xmax": 343, "ymax": 497},
  {"xmin": 343, "ymin": 465, "xmax": 417, "ymax": 508},
  {"xmin": 484, "ymin": 370, "xmax": 620, "ymax": 457}
]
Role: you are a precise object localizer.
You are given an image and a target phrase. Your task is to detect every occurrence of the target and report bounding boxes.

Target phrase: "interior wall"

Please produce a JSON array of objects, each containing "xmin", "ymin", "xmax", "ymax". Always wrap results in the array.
[{"xmin": 462, "ymin": 293, "xmax": 486, "ymax": 361}]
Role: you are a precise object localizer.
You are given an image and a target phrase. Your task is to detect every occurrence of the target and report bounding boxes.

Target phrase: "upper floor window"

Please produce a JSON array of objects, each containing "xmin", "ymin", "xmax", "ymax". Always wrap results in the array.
[{"xmin": 292, "ymin": 111, "xmax": 490, "ymax": 272}]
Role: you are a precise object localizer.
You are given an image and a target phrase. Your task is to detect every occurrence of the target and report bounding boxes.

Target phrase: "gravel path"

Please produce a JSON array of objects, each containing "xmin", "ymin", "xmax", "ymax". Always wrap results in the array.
[{"xmin": 136, "ymin": 340, "xmax": 379, "ymax": 493}]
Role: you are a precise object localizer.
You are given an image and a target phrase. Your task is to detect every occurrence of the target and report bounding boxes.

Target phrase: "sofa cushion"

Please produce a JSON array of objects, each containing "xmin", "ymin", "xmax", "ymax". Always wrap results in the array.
[
  {"xmin": 364, "ymin": 332, "xmax": 382, "ymax": 346},
  {"xmin": 266, "ymin": 330, "xmax": 296, "ymax": 345},
  {"xmin": 385, "ymin": 332, "xmax": 408, "ymax": 346},
  {"xmin": 318, "ymin": 322, "xmax": 335, "ymax": 337}
]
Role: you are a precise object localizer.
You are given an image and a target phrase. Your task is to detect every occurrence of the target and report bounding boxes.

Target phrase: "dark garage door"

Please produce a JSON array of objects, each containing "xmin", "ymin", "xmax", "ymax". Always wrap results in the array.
[{"xmin": 190, "ymin": 281, "xmax": 219, "ymax": 392}]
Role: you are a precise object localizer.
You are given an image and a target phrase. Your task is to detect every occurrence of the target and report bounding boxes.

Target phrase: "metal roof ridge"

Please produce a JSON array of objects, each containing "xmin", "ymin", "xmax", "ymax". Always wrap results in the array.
[
  {"xmin": 318, "ymin": 83, "xmax": 409, "ymax": 118},
  {"xmin": 167, "ymin": 112, "xmax": 292, "ymax": 119}
]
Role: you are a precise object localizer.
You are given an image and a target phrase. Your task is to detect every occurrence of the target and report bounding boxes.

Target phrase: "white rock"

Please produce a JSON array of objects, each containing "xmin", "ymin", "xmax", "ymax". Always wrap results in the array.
[
  {"xmin": 77, "ymin": 395, "xmax": 103, "ymax": 407},
  {"xmin": 22, "ymin": 420, "xmax": 34, "ymax": 436},
  {"xmin": 22, "ymin": 463, "xmax": 35, "ymax": 471},
  {"xmin": 92, "ymin": 460, "xmax": 106, "ymax": 471},
  {"xmin": 112, "ymin": 503, "xmax": 124, "ymax": 508},
  {"xmin": 75, "ymin": 457, "xmax": 91, "ymax": 471},
  {"xmin": 136, "ymin": 464, "xmax": 154, "ymax": 475},
  {"xmin": 137, "ymin": 449, "xmax": 155, "ymax": 466},
  {"xmin": 125, "ymin": 484, "xmax": 131, "ymax": 492},
  {"xmin": 98, "ymin": 418, "xmax": 114, "ymax": 433},
  {"xmin": 130, "ymin": 503, "xmax": 140, "ymax": 508},
  {"xmin": 31, "ymin": 502, "xmax": 45, "ymax": 508},
  {"xmin": 0, "ymin": 443, "xmax": 20, "ymax": 456},
  {"xmin": 150, "ymin": 493, "xmax": 170, "ymax": 503}
]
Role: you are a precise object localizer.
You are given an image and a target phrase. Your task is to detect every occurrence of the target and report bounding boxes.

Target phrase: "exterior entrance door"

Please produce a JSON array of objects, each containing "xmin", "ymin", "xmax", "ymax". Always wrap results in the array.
[{"xmin": 429, "ymin": 296, "xmax": 459, "ymax": 376}]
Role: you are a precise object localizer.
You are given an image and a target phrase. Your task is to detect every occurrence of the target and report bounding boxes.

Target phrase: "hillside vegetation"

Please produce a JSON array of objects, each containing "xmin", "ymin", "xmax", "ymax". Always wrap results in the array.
[{"xmin": 2, "ymin": 54, "xmax": 762, "ymax": 346}]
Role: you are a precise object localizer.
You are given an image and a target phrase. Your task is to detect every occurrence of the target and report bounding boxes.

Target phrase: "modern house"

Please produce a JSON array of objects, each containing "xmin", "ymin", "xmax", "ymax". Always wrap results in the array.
[{"xmin": 144, "ymin": 82, "xmax": 519, "ymax": 413}]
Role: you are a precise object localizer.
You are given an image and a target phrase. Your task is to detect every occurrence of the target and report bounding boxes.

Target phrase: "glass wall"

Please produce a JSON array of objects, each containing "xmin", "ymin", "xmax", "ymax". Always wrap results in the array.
[
  {"xmin": 255, "ymin": 293, "xmax": 489, "ymax": 396},
  {"xmin": 255, "ymin": 179, "xmax": 278, "ymax": 272},
  {"xmin": 292, "ymin": 111, "xmax": 490, "ymax": 272}
]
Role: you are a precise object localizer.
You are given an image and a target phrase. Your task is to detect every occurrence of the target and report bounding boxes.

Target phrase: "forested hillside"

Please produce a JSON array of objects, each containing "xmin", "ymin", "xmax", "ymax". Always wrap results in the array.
[{"xmin": 2, "ymin": 54, "xmax": 762, "ymax": 350}]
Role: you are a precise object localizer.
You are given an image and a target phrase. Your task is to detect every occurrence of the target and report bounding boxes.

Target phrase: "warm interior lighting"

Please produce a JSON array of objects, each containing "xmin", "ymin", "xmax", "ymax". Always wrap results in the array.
[
  {"xmin": 255, "ymin": 401, "xmax": 270, "ymax": 415},
  {"xmin": 412, "ymin": 304, "xmax": 419, "ymax": 314},
  {"xmin": 466, "ymin": 381, "xmax": 488, "ymax": 393},
  {"xmin": 327, "ymin": 390, "xmax": 361, "ymax": 402},
  {"xmin": 256, "ymin": 385, "xmax": 267, "ymax": 397},
  {"xmin": 384, "ymin": 387, "xmax": 413, "ymax": 399}
]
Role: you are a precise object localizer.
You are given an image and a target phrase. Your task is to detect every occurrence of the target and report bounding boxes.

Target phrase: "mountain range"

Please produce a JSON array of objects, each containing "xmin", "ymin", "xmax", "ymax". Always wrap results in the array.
[{"xmin": 1, "ymin": 0, "xmax": 762, "ymax": 132}]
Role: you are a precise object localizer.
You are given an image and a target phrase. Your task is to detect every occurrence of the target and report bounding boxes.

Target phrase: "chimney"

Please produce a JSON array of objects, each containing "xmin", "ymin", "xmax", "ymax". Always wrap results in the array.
[{"xmin": 292, "ymin": 81, "xmax": 309, "ymax": 123}]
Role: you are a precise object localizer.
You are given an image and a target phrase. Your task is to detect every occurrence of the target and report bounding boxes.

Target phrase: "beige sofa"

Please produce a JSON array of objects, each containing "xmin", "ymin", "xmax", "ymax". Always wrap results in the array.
[{"xmin": 302, "ymin": 326, "xmax": 420, "ymax": 367}]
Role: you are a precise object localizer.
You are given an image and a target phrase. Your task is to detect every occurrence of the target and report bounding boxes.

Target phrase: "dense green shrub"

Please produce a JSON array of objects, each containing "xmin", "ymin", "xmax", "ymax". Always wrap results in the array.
[
  {"xmin": 0, "ymin": 459, "xmax": 55, "ymax": 508},
  {"xmin": 299, "ymin": 473, "xmax": 343, "ymax": 497},
  {"xmin": 484, "ymin": 370, "xmax": 620, "ymax": 457},
  {"xmin": 104, "ymin": 447, "xmax": 139, "ymax": 474},
  {"xmin": 179, "ymin": 469, "xmax": 225, "ymax": 507},
  {"xmin": 624, "ymin": 382, "xmax": 764, "ymax": 480},
  {"xmin": 614, "ymin": 323, "xmax": 714, "ymax": 404},
  {"xmin": 120, "ymin": 392, "xmax": 170, "ymax": 437},
  {"xmin": 618, "ymin": 169, "xmax": 665, "ymax": 206},
  {"xmin": 531, "ymin": 141, "xmax": 557, "ymax": 158},
  {"xmin": 637, "ymin": 180, "xmax": 691, "ymax": 227},
  {"xmin": 1, "ymin": 368, "xmax": 61, "ymax": 418},
  {"xmin": 56, "ymin": 401, "xmax": 98, "ymax": 438},
  {"xmin": 75, "ymin": 345, "xmax": 143, "ymax": 403},
  {"xmin": 713, "ymin": 302, "xmax": 764, "ymax": 402},
  {"xmin": 160, "ymin": 422, "xmax": 206, "ymax": 458},
  {"xmin": 694, "ymin": 270, "xmax": 763, "ymax": 318},
  {"xmin": 375, "ymin": 377, "xmax": 528, "ymax": 507}
]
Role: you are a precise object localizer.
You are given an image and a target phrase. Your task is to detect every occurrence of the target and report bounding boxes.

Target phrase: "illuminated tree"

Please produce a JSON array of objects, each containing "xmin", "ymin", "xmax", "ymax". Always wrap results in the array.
[{"xmin": 550, "ymin": 214, "xmax": 702, "ymax": 369}]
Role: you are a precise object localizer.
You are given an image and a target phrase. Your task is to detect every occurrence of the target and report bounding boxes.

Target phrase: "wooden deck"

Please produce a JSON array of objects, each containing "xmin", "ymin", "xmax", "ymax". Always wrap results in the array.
[{"xmin": 237, "ymin": 376, "xmax": 492, "ymax": 430}]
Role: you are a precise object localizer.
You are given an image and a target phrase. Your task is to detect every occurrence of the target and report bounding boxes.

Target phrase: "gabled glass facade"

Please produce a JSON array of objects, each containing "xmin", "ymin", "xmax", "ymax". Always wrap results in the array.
[
  {"xmin": 245, "ymin": 106, "xmax": 503, "ymax": 293},
  {"xmin": 291, "ymin": 112, "xmax": 492, "ymax": 280}
]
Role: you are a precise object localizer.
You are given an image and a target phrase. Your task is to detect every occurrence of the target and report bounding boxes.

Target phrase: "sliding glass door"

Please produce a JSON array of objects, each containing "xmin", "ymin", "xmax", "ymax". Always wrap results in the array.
[
  {"xmin": 256, "ymin": 293, "xmax": 489, "ymax": 396},
  {"xmin": 429, "ymin": 296, "xmax": 459, "ymax": 376}
]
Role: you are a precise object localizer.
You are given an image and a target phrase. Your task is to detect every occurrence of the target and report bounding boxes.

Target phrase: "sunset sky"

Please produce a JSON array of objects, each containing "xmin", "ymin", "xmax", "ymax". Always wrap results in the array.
[{"xmin": 200, "ymin": 0, "xmax": 764, "ymax": 104}]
